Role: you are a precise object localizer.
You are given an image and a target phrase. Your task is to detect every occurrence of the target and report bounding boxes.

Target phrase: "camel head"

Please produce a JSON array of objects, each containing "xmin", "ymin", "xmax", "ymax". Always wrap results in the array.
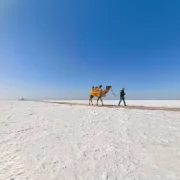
[{"xmin": 103, "ymin": 86, "xmax": 112, "ymax": 94}]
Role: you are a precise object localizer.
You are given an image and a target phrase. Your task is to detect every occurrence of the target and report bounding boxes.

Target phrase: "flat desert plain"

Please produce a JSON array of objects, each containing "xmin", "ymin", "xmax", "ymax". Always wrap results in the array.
[{"xmin": 0, "ymin": 100, "xmax": 180, "ymax": 180}]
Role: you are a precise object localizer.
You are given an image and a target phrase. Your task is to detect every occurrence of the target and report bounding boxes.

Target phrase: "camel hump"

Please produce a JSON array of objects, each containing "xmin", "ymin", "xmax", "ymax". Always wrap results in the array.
[{"xmin": 90, "ymin": 88, "xmax": 102, "ymax": 97}]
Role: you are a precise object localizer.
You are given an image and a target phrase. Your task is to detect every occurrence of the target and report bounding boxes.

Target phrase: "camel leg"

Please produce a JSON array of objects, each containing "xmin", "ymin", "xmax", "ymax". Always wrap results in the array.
[
  {"xmin": 89, "ymin": 96, "xmax": 93, "ymax": 105},
  {"xmin": 96, "ymin": 97, "xmax": 99, "ymax": 105},
  {"xmin": 91, "ymin": 97, "xmax": 93, "ymax": 105},
  {"xmin": 91, "ymin": 96, "xmax": 93, "ymax": 105},
  {"xmin": 100, "ymin": 97, "xmax": 104, "ymax": 106}
]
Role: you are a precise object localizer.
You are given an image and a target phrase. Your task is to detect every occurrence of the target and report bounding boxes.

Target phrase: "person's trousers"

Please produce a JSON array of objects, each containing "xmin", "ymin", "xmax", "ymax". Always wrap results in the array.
[{"xmin": 118, "ymin": 97, "xmax": 126, "ymax": 106}]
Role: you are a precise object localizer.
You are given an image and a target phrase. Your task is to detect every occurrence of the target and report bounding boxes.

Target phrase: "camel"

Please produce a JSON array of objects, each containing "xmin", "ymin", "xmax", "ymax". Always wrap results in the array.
[{"xmin": 89, "ymin": 85, "xmax": 112, "ymax": 105}]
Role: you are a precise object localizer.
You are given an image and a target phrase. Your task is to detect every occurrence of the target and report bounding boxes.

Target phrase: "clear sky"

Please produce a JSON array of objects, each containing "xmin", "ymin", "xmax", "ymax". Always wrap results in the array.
[{"xmin": 0, "ymin": 0, "xmax": 180, "ymax": 100}]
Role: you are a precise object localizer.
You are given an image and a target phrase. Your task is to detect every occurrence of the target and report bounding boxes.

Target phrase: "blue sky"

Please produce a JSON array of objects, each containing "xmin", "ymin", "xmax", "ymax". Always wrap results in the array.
[{"xmin": 0, "ymin": 0, "xmax": 180, "ymax": 100}]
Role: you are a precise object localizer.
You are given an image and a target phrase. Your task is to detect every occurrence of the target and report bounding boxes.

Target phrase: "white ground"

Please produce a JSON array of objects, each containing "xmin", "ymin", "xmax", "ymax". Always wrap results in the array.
[{"xmin": 0, "ymin": 101, "xmax": 180, "ymax": 180}]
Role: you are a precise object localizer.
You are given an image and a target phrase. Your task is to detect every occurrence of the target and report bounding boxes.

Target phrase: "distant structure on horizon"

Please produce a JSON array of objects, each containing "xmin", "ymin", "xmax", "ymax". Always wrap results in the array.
[{"xmin": 20, "ymin": 97, "xmax": 25, "ymax": 101}]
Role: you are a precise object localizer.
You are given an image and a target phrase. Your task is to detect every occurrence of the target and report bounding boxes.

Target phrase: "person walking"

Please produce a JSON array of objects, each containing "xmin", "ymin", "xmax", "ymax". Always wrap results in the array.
[{"xmin": 118, "ymin": 88, "xmax": 127, "ymax": 106}]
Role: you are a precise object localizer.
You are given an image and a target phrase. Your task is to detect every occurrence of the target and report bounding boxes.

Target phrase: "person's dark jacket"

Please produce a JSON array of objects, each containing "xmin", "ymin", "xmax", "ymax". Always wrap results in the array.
[{"xmin": 120, "ymin": 90, "xmax": 125, "ymax": 98}]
